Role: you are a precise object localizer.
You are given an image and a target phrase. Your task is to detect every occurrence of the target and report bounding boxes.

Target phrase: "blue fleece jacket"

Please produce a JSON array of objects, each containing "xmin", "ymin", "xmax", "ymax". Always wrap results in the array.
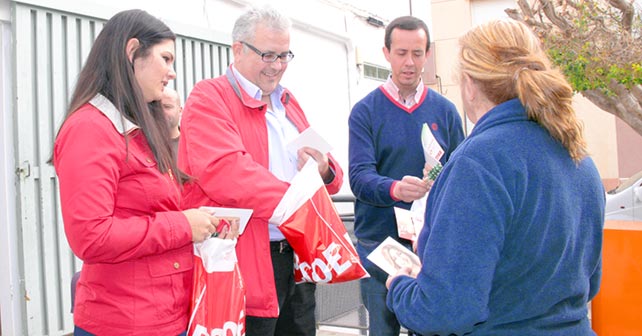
[
  {"xmin": 349, "ymin": 87, "xmax": 465, "ymax": 242},
  {"xmin": 386, "ymin": 98, "xmax": 604, "ymax": 335}
]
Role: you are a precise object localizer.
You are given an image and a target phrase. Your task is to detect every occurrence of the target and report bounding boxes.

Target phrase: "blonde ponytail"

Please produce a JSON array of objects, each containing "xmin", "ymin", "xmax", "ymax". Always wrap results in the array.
[
  {"xmin": 515, "ymin": 67, "xmax": 588, "ymax": 163},
  {"xmin": 458, "ymin": 19, "xmax": 588, "ymax": 163}
]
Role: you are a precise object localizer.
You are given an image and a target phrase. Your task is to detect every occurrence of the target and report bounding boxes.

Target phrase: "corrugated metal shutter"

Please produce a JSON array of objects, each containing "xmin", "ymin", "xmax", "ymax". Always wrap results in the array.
[{"xmin": 12, "ymin": 3, "xmax": 230, "ymax": 335}]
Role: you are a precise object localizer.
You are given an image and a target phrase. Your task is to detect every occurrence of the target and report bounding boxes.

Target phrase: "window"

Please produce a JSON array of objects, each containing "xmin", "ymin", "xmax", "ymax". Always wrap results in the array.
[{"xmin": 363, "ymin": 63, "xmax": 390, "ymax": 81}]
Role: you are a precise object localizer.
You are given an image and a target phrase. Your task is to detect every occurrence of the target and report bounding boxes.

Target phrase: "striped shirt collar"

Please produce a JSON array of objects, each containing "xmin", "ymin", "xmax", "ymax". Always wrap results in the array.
[{"xmin": 382, "ymin": 75, "xmax": 424, "ymax": 108}]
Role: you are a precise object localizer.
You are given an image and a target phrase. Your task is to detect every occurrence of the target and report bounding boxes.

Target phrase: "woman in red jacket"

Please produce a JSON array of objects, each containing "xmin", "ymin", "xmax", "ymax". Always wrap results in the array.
[{"xmin": 53, "ymin": 9, "xmax": 233, "ymax": 335}]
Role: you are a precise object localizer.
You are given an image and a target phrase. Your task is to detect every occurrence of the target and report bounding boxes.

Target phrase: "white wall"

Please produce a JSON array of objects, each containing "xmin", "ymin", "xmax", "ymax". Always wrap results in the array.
[
  {"xmin": 0, "ymin": 0, "xmax": 9, "ymax": 21},
  {"xmin": 470, "ymin": 0, "xmax": 514, "ymax": 25},
  {"xmin": 1, "ymin": 11, "xmax": 23, "ymax": 336}
]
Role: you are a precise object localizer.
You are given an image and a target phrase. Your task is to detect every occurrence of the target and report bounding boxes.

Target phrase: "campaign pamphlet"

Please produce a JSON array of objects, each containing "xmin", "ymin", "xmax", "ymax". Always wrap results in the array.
[
  {"xmin": 394, "ymin": 207, "xmax": 417, "ymax": 241},
  {"xmin": 199, "ymin": 206, "xmax": 253, "ymax": 235},
  {"xmin": 366, "ymin": 237, "xmax": 421, "ymax": 277}
]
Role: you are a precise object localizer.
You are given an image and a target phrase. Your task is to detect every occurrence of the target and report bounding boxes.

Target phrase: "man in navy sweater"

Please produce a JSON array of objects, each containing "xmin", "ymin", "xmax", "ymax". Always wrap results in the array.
[{"xmin": 348, "ymin": 16, "xmax": 465, "ymax": 336}]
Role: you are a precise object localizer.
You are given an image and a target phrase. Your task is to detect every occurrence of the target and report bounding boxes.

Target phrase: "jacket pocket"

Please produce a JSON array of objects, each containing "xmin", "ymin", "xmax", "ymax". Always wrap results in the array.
[
  {"xmin": 146, "ymin": 247, "xmax": 194, "ymax": 320},
  {"xmin": 147, "ymin": 247, "xmax": 193, "ymax": 277}
]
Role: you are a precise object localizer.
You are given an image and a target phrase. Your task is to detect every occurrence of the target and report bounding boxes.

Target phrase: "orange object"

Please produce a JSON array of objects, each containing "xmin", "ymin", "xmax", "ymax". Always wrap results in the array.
[{"xmin": 591, "ymin": 220, "xmax": 642, "ymax": 335}]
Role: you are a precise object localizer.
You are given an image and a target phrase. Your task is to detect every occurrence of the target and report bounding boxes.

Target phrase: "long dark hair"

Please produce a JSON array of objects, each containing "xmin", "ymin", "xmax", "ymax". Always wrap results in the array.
[{"xmin": 54, "ymin": 9, "xmax": 187, "ymax": 182}]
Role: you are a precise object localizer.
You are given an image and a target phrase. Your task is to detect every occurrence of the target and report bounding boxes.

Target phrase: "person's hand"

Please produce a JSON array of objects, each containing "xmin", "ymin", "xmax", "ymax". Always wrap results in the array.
[
  {"xmin": 422, "ymin": 162, "xmax": 436, "ymax": 190},
  {"xmin": 422, "ymin": 162, "xmax": 432, "ymax": 179},
  {"xmin": 297, "ymin": 146, "xmax": 332, "ymax": 181},
  {"xmin": 393, "ymin": 176, "xmax": 429, "ymax": 203},
  {"xmin": 183, "ymin": 208, "xmax": 218, "ymax": 243},
  {"xmin": 422, "ymin": 162, "xmax": 441, "ymax": 187},
  {"xmin": 385, "ymin": 266, "xmax": 414, "ymax": 289},
  {"xmin": 213, "ymin": 217, "xmax": 241, "ymax": 240}
]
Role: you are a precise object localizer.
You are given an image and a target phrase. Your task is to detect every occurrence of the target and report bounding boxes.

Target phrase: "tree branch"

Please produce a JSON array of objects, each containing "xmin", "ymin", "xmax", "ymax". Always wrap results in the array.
[
  {"xmin": 540, "ymin": 0, "xmax": 574, "ymax": 32},
  {"xmin": 608, "ymin": 0, "xmax": 634, "ymax": 32},
  {"xmin": 583, "ymin": 86, "xmax": 642, "ymax": 136}
]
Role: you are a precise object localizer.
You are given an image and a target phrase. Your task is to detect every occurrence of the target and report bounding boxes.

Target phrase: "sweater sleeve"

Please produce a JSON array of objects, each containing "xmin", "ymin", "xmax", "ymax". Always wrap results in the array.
[
  {"xmin": 386, "ymin": 156, "xmax": 510, "ymax": 335},
  {"xmin": 348, "ymin": 101, "xmax": 397, "ymax": 207}
]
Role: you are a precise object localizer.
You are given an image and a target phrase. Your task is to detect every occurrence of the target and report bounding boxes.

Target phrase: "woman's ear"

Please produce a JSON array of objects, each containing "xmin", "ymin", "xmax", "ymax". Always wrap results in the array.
[
  {"xmin": 462, "ymin": 73, "xmax": 476, "ymax": 102},
  {"xmin": 125, "ymin": 38, "xmax": 140, "ymax": 63}
]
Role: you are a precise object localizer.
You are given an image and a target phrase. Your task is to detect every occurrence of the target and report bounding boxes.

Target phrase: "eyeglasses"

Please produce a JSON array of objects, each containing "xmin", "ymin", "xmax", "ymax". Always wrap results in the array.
[{"xmin": 241, "ymin": 41, "xmax": 294, "ymax": 63}]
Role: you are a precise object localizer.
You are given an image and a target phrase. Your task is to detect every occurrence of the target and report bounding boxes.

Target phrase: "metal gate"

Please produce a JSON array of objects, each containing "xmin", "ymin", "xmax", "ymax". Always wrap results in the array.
[{"xmin": 11, "ymin": 2, "xmax": 230, "ymax": 334}]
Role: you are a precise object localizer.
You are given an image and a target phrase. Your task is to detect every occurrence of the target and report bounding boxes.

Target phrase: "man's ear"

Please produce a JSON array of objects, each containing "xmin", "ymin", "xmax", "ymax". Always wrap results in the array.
[
  {"xmin": 231, "ymin": 41, "xmax": 244, "ymax": 60},
  {"xmin": 125, "ymin": 38, "xmax": 140, "ymax": 63},
  {"xmin": 382, "ymin": 46, "xmax": 391, "ymax": 63}
]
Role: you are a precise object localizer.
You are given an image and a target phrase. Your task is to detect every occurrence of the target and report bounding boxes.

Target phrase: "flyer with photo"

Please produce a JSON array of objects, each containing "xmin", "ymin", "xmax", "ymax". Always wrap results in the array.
[{"xmin": 367, "ymin": 237, "xmax": 421, "ymax": 277}]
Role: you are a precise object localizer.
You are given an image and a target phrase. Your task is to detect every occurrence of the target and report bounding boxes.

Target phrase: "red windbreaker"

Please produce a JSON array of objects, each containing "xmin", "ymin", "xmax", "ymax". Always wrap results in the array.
[
  {"xmin": 54, "ymin": 98, "xmax": 193, "ymax": 335},
  {"xmin": 179, "ymin": 67, "xmax": 343, "ymax": 317}
]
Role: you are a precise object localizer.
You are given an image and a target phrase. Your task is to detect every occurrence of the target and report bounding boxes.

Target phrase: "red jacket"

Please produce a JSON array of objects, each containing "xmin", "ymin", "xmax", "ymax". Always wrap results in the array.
[
  {"xmin": 54, "ymin": 98, "xmax": 193, "ymax": 335},
  {"xmin": 179, "ymin": 67, "xmax": 343, "ymax": 317}
]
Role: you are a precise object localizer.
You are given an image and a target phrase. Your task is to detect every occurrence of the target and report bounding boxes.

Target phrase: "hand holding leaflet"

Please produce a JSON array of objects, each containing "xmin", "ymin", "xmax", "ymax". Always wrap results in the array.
[
  {"xmin": 405, "ymin": 124, "xmax": 445, "ymax": 237},
  {"xmin": 367, "ymin": 237, "xmax": 421, "ymax": 278},
  {"xmin": 421, "ymin": 123, "xmax": 444, "ymax": 169},
  {"xmin": 199, "ymin": 206, "xmax": 253, "ymax": 236}
]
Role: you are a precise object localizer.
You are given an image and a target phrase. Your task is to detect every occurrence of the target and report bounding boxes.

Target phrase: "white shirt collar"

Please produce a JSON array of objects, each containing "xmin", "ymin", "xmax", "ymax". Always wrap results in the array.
[
  {"xmin": 89, "ymin": 94, "xmax": 139, "ymax": 134},
  {"xmin": 231, "ymin": 65, "xmax": 285, "ymax": 102}
]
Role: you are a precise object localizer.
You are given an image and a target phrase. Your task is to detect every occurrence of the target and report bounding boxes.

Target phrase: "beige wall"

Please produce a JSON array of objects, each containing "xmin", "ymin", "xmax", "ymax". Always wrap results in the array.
[
  {"xmin": 429, "ymin": 0, "xmax": 641, "ymax": 180},
  {"xmin": 574, "ymin": 96, "xmax": 619, "ymax": 177},
  {"xmin": 616, "ymin": 118, "xmax": 642, "ymax": 177}
]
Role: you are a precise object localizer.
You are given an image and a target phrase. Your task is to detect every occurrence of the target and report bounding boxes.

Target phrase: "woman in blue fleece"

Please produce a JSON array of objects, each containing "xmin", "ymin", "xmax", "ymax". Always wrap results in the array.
[{"xmin": 385, "ymin": 19, "xmax": 605, "ymax": 335}]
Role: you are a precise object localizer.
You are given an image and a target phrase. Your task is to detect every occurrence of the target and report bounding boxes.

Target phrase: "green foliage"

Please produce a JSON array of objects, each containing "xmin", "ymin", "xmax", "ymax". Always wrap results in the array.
[
  {"xmin": 546, "ymin": 43, "xmax": 642, "ymax": 94},
  {"xmin": 533, "ymin": 0, "xmax": 642, "ymax": 95}
]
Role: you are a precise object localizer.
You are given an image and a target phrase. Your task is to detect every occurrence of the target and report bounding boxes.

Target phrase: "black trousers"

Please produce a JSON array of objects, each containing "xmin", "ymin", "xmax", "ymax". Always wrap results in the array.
[{"xmin": 245, "ymin": 240, "xmax": 317, "ymax": 336}]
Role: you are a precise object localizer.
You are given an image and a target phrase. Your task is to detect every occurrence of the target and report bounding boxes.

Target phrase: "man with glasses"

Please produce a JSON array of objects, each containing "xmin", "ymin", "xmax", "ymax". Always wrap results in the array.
[{"xmin": 178, "ymin": 5, "xmax": 343, "ymax": 336}]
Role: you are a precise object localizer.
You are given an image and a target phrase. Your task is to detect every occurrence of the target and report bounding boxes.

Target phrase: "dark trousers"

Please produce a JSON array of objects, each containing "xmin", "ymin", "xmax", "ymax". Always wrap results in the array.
[{"xmin": 245, "ymin": 240, "xmax": 316, "ymax": 336}]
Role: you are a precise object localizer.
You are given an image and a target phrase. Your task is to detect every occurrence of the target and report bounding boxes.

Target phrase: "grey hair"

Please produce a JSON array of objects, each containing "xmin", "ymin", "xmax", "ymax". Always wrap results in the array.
[{"xmin": 232, "ymin": 5, "xmax": 292, "ymax": 43}]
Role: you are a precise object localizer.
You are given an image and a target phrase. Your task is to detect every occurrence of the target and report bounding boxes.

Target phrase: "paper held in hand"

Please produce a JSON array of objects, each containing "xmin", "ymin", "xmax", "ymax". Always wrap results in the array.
[
  {"xmin": 286, "ymin": 127, "xmax": 333, "ymax": 154},
  {"xmin": 367, "ymin": 237, "xmax": 421, "ymax": 277},
  {"xmin": 421, "ymin": 123, "xmax": 444, "ymax": 168},
  {"xmin": 394, "ymin": 206, "xmax": 423, "ymax": 242},
  {"xmin": 404, "ymin": 123, "xmax": 447, "ymax": 237},
  {"xmin": 198, "ymin": 206, "xmax": 253, "ymax": 235}
]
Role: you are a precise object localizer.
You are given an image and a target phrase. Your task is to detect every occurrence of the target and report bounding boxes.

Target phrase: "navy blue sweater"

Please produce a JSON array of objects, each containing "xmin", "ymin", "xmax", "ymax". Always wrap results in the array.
[
  {"xmin": 387, "ymin": 99, "xmax": 604, "ymax": 335},
  {"xmin": 348, "ymin": 87, "xmax": 465, "ymax": 242}
]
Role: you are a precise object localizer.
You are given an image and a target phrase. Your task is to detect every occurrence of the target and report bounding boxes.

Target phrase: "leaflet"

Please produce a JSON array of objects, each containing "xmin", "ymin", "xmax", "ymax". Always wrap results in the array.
[
  {"xmin": 199, "ymin": 206, "xmax": 253, "ymax": 235},
  {"xmin": 286, "ymin": 127, "xmax": 333, "ymax": 154},
  {"xmin": 367, "ymin": 237, "xmax": 421, "ymax": 277}
]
